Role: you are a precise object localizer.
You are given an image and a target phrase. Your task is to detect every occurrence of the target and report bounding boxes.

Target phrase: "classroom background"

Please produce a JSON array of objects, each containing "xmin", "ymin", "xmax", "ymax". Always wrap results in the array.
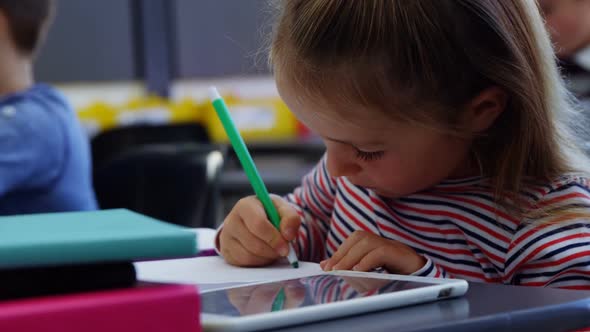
[
  {"xmin": 35, "ymin": 0, "xmax": 326, "ymax": 229},
  {"xmin": 3, "ymin": 0, "xmax": 590, "ymax": 330},
  {"xmin": 34, "ymin": 0, "xmax": 590, "ymax": 229}
]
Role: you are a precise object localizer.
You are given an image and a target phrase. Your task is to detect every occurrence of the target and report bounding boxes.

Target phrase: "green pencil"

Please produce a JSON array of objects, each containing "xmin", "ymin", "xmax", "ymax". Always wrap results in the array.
[{"xmin": 209, "ymin": 86, "xmax": 299, "ymax": 268}]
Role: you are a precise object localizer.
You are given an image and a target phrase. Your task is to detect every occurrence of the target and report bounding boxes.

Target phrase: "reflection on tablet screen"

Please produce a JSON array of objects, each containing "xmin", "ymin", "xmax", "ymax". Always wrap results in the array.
[{"xmin": 201, "ymin": 275, "xmax": 438, "ymax": 317}]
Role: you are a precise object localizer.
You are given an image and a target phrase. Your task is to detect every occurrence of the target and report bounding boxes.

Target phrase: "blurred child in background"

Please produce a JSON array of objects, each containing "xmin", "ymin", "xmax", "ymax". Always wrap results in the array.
[
  {"xmin": 541, "ymin": 0, "xmax": 590, "ymax": 101},
  {"xmin": 0, "ymin": 0, "xmax": 97, "ymax": 214}
]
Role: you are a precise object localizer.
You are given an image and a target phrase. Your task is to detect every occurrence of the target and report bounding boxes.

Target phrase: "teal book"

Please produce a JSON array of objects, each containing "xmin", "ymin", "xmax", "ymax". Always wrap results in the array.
[{"xmin": 0, "ymin": 209, "xmax": 197, "ymax": 269}]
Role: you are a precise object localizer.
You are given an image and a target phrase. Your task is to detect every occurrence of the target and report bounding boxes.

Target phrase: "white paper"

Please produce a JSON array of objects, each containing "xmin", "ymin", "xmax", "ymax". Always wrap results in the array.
[{"xmin": 135, "ymin": 256, "xmax": 324, "ymax": 284}]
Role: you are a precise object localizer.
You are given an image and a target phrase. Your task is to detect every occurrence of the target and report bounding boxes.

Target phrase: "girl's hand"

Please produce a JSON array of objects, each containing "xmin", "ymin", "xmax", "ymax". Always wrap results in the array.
[
  {"xmin": 219, "ymin": 195, "xmax": 301, "ymax": 267},
  {"xmin": 320, "ymin": 231, "xmax": 426, "ymax": 274}
]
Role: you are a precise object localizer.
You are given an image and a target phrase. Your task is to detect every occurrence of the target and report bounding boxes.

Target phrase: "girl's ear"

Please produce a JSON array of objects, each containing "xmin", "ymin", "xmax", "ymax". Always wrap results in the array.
[{"xmin": 462, "ymin": 86, "xmax": 508, "ymax": 133}]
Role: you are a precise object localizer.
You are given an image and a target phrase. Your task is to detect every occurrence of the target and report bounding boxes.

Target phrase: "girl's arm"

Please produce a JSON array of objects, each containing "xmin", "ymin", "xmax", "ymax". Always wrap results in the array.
[
  {"xmin": 505, "ymin": 182, "xmax": 590, "ymax": 289},
  {"xmin": 410, "ymin": 256, "xmax": 451, "ymax": 279},
  {"xmin": 505, "ymin": 220, "xmax": 590, "ymax": 289}
]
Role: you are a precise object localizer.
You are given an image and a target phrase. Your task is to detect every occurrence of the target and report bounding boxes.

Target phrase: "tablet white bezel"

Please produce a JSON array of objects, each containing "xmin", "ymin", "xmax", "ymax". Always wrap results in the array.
[{"xmin": 200, "ymin": 270, "xmax": 468, "ymax": 332}]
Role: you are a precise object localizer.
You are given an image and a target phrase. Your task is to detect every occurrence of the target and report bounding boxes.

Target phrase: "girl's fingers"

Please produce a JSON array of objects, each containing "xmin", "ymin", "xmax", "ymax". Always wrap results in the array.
[
  {"xmin": 223, "ymin": 236, "xmax": 276, "ymax": 267},
  {"xmin": 230, "ymin": 214, "xmax": 280, "ymax": 260},
  {"xmin": 270, "ymin": 195, "xmax": 302, "ymax": 241},
  {"xmin": 236, "ymin": 197, "xmax": 289, "ymax": 256},
  {"xmin": 351, "ymin": 247, "xmax": 388, "ymax": 272},
  {"xmin": 331, "ymin": 240, "xmax": 377, "ymax": 271},
  {"xmin": 323, "ymin": 231, "xmax": 370, "ymax": 271}
]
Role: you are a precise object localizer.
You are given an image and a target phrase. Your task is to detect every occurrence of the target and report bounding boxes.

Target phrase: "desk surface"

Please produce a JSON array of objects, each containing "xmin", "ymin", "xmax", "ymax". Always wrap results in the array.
[
  {"xmin": 274, "ymin": 282, "xmax": 590, "ymax": 332},
  {"xmin": 139, "ymin": 256, "xmax": 590, "ymax": 332}
]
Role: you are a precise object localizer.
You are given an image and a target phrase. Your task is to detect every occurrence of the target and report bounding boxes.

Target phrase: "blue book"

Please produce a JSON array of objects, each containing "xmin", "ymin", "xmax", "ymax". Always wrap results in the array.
[{"xmin": 0, "ymin": 209, "xmax": 197, "ymax": 269}]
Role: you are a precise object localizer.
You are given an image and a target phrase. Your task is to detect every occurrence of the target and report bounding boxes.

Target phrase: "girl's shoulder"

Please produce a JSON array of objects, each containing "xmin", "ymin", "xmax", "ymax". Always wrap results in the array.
[
  {"xmin": 519, "ymin": 173, "xmax": 590, "ymax": 224},
  {"xmin": 524, "ymin": 173, "xmax": 590, "ymax": 203},
  {"xmin": 510, "ymin": 174, "xmax": 590, "ymax": 266}
]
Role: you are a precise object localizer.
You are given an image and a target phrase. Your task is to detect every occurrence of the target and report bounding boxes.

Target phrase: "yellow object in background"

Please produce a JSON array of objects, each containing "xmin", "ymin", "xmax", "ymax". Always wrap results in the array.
[
  {"xmin": 124, "ymin": 95, "xmax": 167, "ymax": 109},
  {"xmin": 74, "ymin": 92, "xmax": 297, "ymax": 142},
  {"xmin": 203, "ymin": 95, "xmax": 298, "ymax": 143},
  {"xmin": 76, "ymin": 96, "xmax": 204, "ymax": 137},
  {"xmin": 170, "ymin": 98, "xmax": 203, "ymax": 123},
  {"xmin": 118, "ymin": 95, "xmax": 171, "ymax": 126},
  {"xmin": 76, "ymin": 102, "xmax": 119, "ymax": 137}
]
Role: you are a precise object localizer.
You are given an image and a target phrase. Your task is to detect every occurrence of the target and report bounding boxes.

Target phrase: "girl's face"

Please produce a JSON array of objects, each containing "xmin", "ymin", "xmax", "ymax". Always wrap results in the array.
[
  {"xmin": 541, "ymin": 0, "xmax": 590, "ymax": 57},
  {"xmin": 277, "ymin": 80, "xmax": 476, "ymax": 198}
]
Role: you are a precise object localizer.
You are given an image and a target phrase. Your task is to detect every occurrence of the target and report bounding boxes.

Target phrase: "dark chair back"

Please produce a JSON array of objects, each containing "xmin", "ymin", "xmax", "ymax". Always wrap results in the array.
[
  {"xmin": 91, "ymin": 123, "xmax": 210, "ymax": 170},
  {"xmin": 93, "ymin": 143, "xmax": 224, "ymax": 228}
]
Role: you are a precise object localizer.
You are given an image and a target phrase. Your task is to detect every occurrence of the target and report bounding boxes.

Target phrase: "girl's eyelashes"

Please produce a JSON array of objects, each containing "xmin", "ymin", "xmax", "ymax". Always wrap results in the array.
[{"xmin": 355, "ymin": 148, "xmax": 385, "ymax": 161}]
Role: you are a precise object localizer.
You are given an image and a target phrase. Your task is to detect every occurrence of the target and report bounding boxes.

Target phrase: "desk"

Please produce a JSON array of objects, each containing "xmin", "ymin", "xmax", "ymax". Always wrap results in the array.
[
  {"xmin": 137, "ymin": 256, "xmax": 590, "ymax": 332},
  {"xmin": 275, "ymin": 282, "xmax": 590, "ymax": 332}
]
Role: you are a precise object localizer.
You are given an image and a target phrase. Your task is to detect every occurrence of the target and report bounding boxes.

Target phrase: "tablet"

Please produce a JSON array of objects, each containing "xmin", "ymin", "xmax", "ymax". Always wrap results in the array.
[{"xmin": 200, "ymin": 270, "xmax": 468, "ymax": 331}]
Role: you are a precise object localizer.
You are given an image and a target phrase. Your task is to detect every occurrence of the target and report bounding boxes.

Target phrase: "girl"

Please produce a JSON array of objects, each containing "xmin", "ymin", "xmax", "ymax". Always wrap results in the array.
[{"xmin": 218, "ymin": 0, "xmax": 590, "ymax": 289}]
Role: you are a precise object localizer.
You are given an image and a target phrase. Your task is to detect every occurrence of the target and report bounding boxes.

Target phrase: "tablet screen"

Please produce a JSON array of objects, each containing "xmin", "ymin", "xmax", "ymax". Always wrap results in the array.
[{"xmin": 201, "ymin": 274, "xmax": 439, "ymax": 317}]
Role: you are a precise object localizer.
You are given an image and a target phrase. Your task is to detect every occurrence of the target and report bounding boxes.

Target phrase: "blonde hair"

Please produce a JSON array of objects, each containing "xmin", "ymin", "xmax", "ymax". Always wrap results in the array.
[{"xmin": 269, "ymin": 0, "xmax": 590, "ymax": 220}]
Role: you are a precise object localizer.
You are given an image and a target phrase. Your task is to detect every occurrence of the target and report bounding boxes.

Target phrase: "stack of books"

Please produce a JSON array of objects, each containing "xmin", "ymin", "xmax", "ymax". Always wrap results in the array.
[{"xmin": 0, "ymin": 209, "xmax": 201, "ymax": 332}]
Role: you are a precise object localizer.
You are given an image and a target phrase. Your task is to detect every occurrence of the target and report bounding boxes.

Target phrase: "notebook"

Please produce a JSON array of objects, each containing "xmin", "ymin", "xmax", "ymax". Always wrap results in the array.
[
  {"xmin": 0, "ymin": 209, "xmax": 197, "ymax": 269},
  {"xmin": 0, "ymin": 283, "xmax": 201, "ymax": 332}
]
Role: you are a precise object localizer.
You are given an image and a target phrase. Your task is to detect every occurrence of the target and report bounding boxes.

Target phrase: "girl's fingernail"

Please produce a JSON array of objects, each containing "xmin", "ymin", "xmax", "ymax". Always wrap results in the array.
[{"xmin": 353, "ymin": 265, "xmax": 360, "ymax": 271}]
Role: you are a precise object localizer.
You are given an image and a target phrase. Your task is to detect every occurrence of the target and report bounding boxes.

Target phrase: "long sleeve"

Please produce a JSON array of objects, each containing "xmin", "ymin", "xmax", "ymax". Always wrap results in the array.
[
  {"xmin": 0, "ymin": 100, "xmax": 63, "ymax": 197},
  {"xmin": 504, "ymin": 220, "xmax": 590, "ymax": 289},
  {"xmin": 504, "ymin": 180, "xmax": 590, "ymax": 289},
  {"xmin": 285, "ymin": 155, "xmax": 337, "ymax": 262},
  {"xmin": 411, "ymin": 255, "xmax": 451, "ymax": 279}
]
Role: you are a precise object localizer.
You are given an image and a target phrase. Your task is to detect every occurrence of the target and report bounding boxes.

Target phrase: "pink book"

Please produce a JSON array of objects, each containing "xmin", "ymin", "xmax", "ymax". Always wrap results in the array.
[{"xmin": 0, "ymin": 283, "xmax": 201, "ymax": 332}]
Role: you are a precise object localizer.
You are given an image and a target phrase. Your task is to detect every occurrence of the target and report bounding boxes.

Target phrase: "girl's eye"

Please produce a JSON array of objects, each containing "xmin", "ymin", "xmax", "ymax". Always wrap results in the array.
[{"xmin": 355, "ymin": 149, "xmax": 385, "ymax": 161}]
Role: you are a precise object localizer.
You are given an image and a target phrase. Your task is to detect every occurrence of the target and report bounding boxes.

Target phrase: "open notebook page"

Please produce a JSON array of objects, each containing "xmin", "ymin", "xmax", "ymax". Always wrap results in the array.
[
  {"xmin": 134, "ymin": 256, "xmax": 324, "ymax": 285},
  {"xmin": 187, "ymin": 228, "xmax": 216, "ymax": 251}
]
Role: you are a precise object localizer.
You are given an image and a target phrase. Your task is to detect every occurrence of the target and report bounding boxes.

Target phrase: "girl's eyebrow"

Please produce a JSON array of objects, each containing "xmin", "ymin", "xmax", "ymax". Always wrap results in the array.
[{"xmin": 324, "ymin": 136, "xmax": 385, "ymax": 147}]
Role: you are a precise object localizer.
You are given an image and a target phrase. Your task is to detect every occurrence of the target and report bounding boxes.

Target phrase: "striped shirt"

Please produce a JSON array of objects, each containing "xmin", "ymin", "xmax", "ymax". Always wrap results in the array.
[{"xmin": 285, "ymin": 156, "xmax": 590, "ymax": 289}]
